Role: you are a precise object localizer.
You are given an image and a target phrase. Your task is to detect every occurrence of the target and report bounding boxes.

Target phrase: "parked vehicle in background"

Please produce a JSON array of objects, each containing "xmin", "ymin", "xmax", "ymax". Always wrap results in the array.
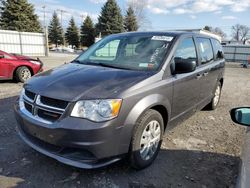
[
  {"xmin": 15, "ymin": 31, "xmax": 225, "ymax": 169},
  {"xmin": 50, "ymin": 46, "xmax": 75, "ymax": 53},
  {"xmin": 0, "ymin": 50, "xmax": 43, "ymax": 83},
  {"xmin": 230, "ymin": 107, "xmax": 250, "ymax": 188}
]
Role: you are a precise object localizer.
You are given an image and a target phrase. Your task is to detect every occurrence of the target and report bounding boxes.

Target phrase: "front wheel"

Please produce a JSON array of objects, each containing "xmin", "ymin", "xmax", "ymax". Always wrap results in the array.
[
  {"xmin": 16, "ymin": 66, "xmax": 32, "ymax": 83},
  {"xmin": 129, "ymin": 109, "xmax": 164, "ymax": 169}
]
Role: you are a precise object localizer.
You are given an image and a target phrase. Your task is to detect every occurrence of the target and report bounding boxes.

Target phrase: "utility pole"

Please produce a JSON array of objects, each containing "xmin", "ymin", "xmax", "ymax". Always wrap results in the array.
[
  {"xmin": 42, "ymin": 5, "xmax": 49, "ymax": 56},
  {"xmin": 57, "ymin": 9, "xmax": 67, "ymax": 26},
  {"xmin": 57, "ymin": 9, "xmax": 68, "ymax": 46},
  {"xmin": 42, "ymin": 5, "xmax": 46, "ymax": 30}
]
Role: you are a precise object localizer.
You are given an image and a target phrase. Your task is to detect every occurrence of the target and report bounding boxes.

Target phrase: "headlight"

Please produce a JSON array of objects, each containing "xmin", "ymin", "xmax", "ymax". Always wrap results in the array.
[
  {"xmin": 71, "ymin": 99, "xmax": 122, "ymax": 122},
  {"xmin": 30, "ymin": 60, "xmax": 41, "ymax": 65}
]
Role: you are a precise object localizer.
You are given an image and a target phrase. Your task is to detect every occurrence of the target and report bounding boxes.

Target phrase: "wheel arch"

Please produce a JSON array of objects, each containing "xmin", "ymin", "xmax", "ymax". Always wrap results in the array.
[
  {"xmin": 151, "ymin": 105, "xmax": 169, "ymax": 131},
  {"xmin": 124, "ymin": 94, "xmax": 171, "ymax": 132}
]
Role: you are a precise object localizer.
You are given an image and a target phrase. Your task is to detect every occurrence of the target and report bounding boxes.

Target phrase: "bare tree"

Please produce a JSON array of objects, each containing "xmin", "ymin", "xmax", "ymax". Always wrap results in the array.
[
  {"xmin": 232, "ymin": 24, "xmax": 242, "ymax": 41},
  {"xmin": 214, "ymin": 27, "xmax": 227, "ymax": 39},
  {"xmin": 240, "ymin": 25, "xmax": 250, "ymax": 43},
  {"xmin": 232, "ymin": 24, "xmax": 250, "ymax": 44},
  {"xmin": 127, "ymin": 0, "xmax": 151, "ymax": 30}
]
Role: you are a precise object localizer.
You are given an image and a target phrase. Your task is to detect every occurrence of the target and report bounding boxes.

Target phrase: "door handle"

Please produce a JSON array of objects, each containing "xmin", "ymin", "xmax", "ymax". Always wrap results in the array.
[
  {"xmin": 196, "ymin": 73, "xmax": 202, "ymax": 79},
  {"xmin": 203, "ymin": 72, "xmax": 209, "ymax": 76}
]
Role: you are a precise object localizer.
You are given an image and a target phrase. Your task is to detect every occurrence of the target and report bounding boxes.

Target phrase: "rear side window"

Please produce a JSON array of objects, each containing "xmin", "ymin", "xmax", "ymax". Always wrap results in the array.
[
  {"xmin": 174, "ymin": 38, "xmax": 197, "ymax": 61},
  {"xmin": 197, "ymin": 38, "xmax": 214, "ymax": 64},
  {"xmin": 212, "ymin": 39, "xmax": 224, "ymax": 60}
]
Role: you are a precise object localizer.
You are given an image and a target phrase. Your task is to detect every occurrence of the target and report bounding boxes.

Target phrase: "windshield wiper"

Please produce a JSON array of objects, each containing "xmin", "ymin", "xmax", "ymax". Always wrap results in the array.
[
  {"xmin": 72, "ymin": 60, "xmax": 132, "ymax": 70},
  {"xmin": 71, "ymin": 60, "xmax": 82, "ymax": 64},
  {"xmin": 97, "ymin": 63, "xmax": 132, "ymax": 70},
  {"xmin": 72, "ymin": 60, "xmax": 97, "ymax": 66}
]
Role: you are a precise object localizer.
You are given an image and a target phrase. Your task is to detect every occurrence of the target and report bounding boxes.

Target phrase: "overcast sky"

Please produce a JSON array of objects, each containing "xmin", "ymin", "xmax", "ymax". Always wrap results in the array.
[{"xmin": 29, "ymin": 0, "xmax": 250, "ymax": 38}]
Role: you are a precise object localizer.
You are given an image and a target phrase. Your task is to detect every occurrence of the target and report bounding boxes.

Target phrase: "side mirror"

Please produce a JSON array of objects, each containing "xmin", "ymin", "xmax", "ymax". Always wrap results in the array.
[
  {"xmin": 230, "ymin": 107, "xmax": 250, "ymax": 126},
  {"xmin": 172, "ymin": 58, "xmax": 197, "ymax": 74},
  {"xmin": 217, "ymin": 51, "xmax": 224, "ymax": 59},
  {"xmin": 0, "ymin": 55, "xmax": 4, "ymax": 59}
]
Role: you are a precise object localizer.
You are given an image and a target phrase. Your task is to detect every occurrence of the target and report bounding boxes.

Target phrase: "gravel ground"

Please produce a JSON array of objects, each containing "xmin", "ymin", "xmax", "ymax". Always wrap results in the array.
[{"xmin": 0, "ymin": 56, "xmax": 249, "ymax": 188}]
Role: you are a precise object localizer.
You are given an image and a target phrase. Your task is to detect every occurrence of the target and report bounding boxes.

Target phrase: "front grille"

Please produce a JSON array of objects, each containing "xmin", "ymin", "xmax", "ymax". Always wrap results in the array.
[
  {"xmin": 40, "ymin": 96, "xmax": 68, "ymax": 109},
  {"xmin": 25, "ymin": 90, "xmax": 36, "ymax": 101},
  {"xmin": 24, "ymin": 102, "xmax": 32, "ymax": 113},
  {"xmin": 37, "ymin": 109, "xmax": 62, "ymax": 122},
  {"xmin": 22, "ymin": 89, "xmax": 69, "ymax": 124}
]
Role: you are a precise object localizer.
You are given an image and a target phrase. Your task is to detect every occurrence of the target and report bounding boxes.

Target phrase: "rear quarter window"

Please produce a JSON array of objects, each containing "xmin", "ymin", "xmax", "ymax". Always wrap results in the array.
[{"xmin": 212, "ymin": 39, "xmax": 224, "ymax": 60}]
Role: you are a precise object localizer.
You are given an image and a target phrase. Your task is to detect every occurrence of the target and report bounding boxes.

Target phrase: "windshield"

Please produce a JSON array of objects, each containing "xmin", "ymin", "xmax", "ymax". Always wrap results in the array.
[{"xmin": 75, "ymin": 34, "xmax": 174, "ymax": 71}]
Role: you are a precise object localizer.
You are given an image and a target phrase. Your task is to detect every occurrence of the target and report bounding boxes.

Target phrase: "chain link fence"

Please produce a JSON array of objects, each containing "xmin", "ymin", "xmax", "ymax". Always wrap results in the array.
[{"xmin": 223, "ymin": 45, "xmax": 250, "ymax": 63}]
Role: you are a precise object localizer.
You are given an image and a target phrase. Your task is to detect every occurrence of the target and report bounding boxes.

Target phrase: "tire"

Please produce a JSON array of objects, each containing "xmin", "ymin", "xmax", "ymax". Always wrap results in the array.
[
  {"xmin": 16, "ymin": 66, "xmax": 32, "ymax": 83},
  {"xmin": 129, "ymin": 109, "xmax": 164, "ymax": 169},
  {"xmin": 207, "ymin": 82, "xmax": 222, "ymax": 110}
]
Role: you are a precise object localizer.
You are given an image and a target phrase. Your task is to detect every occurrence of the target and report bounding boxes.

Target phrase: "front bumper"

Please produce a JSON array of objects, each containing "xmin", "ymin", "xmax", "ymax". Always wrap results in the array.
[{"xmin": 14, "ymin": 102, "xmax": 126, "ymax": 169}]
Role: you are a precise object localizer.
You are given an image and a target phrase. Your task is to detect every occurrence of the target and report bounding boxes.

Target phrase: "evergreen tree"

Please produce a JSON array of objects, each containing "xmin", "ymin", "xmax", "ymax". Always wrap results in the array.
[
  {"xmin": 65, "ymin": 17, "xmax": 79, "ymax": 48},
  {"xmin": 124, "ymin": 6, "xmax": 138, "ymax": 32},
  {"xmin": 204, "ymin": 26, "xmax": 212, "ymax": 32},
  {"xmin": 96, "ymin": 0, "xmax": 124, "ymax": 36},
  {"xmin": 80, "ymin": 16, "xmax": 95, "ymax": 47},
  {"xmin": 48, "ymin": 12, "xmax": 64, "ymax": 47},
  {"xmin": 0, "ymin": 0, "xmax": 42, "ymax": 32}
]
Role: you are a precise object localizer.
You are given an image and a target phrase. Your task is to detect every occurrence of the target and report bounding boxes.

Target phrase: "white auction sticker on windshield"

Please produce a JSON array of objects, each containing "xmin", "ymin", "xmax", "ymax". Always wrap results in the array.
[{"xmin": 151, "ymin": 36, "xmax": 173, "ymax": 41}]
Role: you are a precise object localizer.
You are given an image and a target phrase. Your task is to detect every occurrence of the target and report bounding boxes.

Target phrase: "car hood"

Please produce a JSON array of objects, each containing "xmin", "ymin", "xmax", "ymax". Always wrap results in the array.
[
  {"xmin": 11, "ymin": 54, "xmax": 33, "ymax": 60},
  {"xmin": 24, "ymin": 63, "xmax": 154, "ymax": 101}
]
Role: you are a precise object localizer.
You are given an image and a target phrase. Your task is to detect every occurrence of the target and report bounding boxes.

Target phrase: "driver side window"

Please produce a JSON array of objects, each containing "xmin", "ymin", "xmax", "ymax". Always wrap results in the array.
[{"xmin": 174, "ymin": 38, "xmax": 197, "ymax": 61}]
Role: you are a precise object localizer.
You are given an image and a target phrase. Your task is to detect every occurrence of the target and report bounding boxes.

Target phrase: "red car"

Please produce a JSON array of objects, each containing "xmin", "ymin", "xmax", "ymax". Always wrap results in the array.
[{"xmin": 0, "ymin": 50, "xmax": 43, "ymax": 83}]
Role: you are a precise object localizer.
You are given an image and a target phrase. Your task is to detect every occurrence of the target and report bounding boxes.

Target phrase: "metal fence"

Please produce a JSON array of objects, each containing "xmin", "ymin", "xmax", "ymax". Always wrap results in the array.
[
  {"xmin": 0, "ymin": 29, "xmax": 48, "ymax": 56},
  {"xmin": 223, "ymin": 45, "xmax": 250, "ymax": 63}
]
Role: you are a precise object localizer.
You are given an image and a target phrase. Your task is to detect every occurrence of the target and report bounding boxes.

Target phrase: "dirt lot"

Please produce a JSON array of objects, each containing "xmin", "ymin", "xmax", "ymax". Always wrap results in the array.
[{"xmin": 0, "ymin": 56, "xmax": 249, "ymax": 188}]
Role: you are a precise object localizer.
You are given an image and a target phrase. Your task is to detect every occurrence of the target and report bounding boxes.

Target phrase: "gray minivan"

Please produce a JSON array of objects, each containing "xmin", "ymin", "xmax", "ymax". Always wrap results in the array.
[{"xmin": 14, "ymin": 31, "xmax": 225, "ymax": 169}]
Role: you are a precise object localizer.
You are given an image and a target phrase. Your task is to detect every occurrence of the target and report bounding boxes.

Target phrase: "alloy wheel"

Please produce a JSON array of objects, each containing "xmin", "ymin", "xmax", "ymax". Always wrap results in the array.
[
  {"xmin": 213, "ymin": 85, "xmax": 221, "ymax": 106},
  {"xmin": 140, "ymin": 120, "xmax": 161, "ymax": 161},
  {"xmin": 21, "ymin": 69, "xmax": 31, "ymax": 81}
]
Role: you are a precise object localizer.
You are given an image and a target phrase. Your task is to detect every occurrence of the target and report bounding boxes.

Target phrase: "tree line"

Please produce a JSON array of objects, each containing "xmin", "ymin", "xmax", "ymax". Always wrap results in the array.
[
  {"xmin": 49, "ymin": 0, "xmax": 139, "ymax": 48},
  {"xmin": 0, "ymin": 0, "xmax": 249, "ymax": 47},
  {"xmin": 0, "ymin": 0, "xmax": 138, "ymax": 48}
]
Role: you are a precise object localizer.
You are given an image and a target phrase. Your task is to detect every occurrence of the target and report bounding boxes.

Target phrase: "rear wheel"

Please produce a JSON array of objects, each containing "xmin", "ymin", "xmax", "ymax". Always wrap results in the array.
[
  {"xmin": 16, "ymin": 66, "xmax": 31, "ymax": 83},
  {"xmin": 129, "ymin": 109, "xmax": 164, "ymax": 169},
  {"xmin": 207, "ymin": 82, "xmax": 222, "ymax": 110}
]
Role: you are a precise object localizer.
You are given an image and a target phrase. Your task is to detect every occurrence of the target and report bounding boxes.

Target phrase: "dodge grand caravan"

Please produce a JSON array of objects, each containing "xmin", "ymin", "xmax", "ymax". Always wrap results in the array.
[{"xmin": 14, "ymin": 32, "xmax": 225, "ymax": 169}]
